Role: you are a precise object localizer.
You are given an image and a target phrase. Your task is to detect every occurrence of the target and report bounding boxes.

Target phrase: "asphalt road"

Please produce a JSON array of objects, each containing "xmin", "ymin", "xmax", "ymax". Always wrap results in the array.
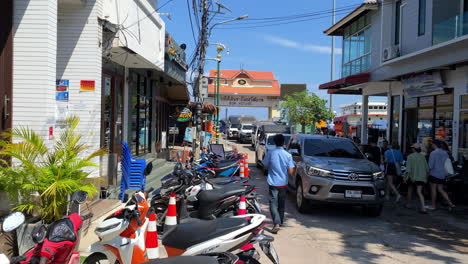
[{"xmin": 233, "ymin": 141, "xmax": 468, "ymax": 264}]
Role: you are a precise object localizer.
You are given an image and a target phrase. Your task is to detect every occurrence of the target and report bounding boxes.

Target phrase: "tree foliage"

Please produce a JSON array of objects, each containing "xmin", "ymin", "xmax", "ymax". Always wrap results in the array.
[
  {"xmin": 0, "ymin": 116, "xmax": 107, "ymax": 223},
  {"xmin": 281, "ymin": 91, "xmax": 334, "ymax": 133}
]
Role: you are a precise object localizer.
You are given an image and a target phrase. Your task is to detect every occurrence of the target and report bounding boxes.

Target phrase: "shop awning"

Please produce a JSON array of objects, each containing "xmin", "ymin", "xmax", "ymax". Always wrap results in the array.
[{"xmin": 318, "ymin": 72, "xmax": 370, "ymax": 94}]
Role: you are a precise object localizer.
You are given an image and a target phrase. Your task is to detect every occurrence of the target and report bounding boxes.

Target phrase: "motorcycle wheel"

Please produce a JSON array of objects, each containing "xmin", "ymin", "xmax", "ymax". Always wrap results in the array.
[{"xmin": 83, "ymin": 253, "xmax": 118, "ymax": 264}]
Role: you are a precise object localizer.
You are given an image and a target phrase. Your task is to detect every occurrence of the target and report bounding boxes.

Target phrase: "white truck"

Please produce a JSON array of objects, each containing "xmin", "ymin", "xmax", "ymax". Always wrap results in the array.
[{"xmin": 238, "ymin": 123, "xmax": 254, "ymax": 143}]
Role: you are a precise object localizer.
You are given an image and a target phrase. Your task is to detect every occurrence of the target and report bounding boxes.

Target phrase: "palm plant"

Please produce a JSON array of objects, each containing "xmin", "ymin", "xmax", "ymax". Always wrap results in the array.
[{"xmin": 0, "ymin": 116, "xmax": 106, "ymax": 223}]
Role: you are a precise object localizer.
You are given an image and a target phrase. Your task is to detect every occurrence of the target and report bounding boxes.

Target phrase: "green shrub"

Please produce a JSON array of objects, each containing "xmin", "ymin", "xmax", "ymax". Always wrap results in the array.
[{"xmin": 0, "ymin": 116, "xmax": 106, "ymax": 223}]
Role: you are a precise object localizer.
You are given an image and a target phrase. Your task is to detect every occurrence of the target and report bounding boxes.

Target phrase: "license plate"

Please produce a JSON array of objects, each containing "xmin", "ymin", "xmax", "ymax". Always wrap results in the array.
[{"xmin": 345, "ymin": 190, "xmax": 362, "ymax": 198}]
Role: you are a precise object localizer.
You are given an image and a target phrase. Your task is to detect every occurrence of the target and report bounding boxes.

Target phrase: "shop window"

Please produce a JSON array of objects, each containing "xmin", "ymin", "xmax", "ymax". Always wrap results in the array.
[
  {"xmin": 435, "ymin": 106, "xmax": 453, "ymax": 146},
  {"xmin": 417, "ymin": 108, "xmax": 434, "ymax": 150},
  {"xmin": 129, "ymin": 72, "xmax": 152, "ymax": 156},
  {"xmin": 459, "ymin": 111, "xmax": 468, "ymax": 161}
]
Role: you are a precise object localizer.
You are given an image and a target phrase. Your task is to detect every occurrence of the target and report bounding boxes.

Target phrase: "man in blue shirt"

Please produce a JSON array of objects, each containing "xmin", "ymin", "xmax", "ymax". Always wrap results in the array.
[{"xmin": 263, "ymin": 134, "xmax": 295, "ymax": 234}]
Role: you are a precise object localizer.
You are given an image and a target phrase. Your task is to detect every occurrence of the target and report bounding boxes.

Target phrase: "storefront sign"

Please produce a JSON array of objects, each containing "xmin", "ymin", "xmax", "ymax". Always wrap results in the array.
[
  {"xmin": 436, "ymin": 94, "xmax": 453, "ymax": 106},
  {"xmin": 419, "ymin": 96, "xmax": 434, "ymax": 107},
  {"xmin": 208, "ymin": 95, "xmax": 279, "ymax": 108},
  {"xmin": 405, "ymin": 97, "xmax": 418, "ymax": 108},
  {"xmin": 80, "ymin": 80, "xmax": 95, "ymax": 91},
  {"xmin": 56, "ymin": 80, "xmax": 69, "ymax": 101},
  {"xmin": 176, "ymin": 107, "xmax": 192, "ymax": 122},
  {"xmin": 402, "ymin": 72, "xmax": 445, "ymax": 97},
  {"xmin": 169, "ymin": 127, "xmax": 179, "ymax": 134},
  {"xmin": 183, "ymin": 127, "xmax": 194, "ymax": 143}
]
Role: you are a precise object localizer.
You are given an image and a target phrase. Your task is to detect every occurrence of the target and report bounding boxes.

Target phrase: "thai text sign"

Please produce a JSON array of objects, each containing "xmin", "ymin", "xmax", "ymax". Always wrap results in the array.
[{"xmin": 212, "ymin": 95, "xmax": 278, "ymax": 107}]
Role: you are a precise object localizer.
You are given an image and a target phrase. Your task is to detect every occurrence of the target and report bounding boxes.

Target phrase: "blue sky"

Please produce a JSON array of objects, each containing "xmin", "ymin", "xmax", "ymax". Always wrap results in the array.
[{"xmin": 161, "ymin": 0, "xmax": 380, "ymax": 119}]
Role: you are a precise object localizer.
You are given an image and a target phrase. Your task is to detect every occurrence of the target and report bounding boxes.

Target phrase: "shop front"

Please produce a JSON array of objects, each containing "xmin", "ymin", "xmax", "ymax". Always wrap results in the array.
[
  {"xmin": 400, "ymin": 72, "xmax": 453, "ymax": 154},
  {"xmin": 128, "ymin": 70, "xmax": 154, "ymax": 156},
  {"xmin": 403, "ymin": 93, "xmax": 454, "ymax": 154}
]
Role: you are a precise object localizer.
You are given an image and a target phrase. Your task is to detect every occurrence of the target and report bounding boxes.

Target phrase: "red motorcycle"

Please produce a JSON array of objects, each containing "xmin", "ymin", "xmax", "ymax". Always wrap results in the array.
[{"xmin": 1, "ymin": 190, "xmax": 92, "ymax": 264}]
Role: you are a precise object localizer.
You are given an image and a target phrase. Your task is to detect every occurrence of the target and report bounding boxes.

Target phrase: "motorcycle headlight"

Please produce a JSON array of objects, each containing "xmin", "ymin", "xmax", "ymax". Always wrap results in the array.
[
  {"xmin": 373, "ymin": 171, "xmax": 384, "ymax": 180},
  {"xmin": 306, "ymin": 165, "xmax": 332, "ymax": 178}
]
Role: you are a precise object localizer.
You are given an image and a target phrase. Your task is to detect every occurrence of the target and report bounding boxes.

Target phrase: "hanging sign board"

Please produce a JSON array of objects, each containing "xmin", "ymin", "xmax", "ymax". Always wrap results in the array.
[
  {"xmin": 176, "ymin": 107, "xmax": 192, "ymax": 122},
  {"xmin": 402, "ymin": 72, "xmax": 445, "ymax": 97}
]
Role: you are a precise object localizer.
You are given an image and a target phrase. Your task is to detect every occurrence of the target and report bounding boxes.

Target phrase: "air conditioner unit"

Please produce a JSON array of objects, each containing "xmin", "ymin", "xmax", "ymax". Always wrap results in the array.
[{"xmin": 382, "ymin": 46, "xmax": 400, "ymax": 62}]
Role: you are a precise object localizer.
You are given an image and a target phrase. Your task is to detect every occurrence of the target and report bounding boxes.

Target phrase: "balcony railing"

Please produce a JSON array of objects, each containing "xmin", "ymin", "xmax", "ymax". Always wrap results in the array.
[{"xmin": 433, "ymin": 12, "xmax": 468, "ymax": 45}]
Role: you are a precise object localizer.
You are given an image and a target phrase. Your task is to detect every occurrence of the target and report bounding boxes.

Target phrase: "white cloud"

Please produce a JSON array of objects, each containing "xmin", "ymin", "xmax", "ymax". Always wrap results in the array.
[{"xmin": 263, "ymin": 34, "xmax": 342, "ymax": 55}]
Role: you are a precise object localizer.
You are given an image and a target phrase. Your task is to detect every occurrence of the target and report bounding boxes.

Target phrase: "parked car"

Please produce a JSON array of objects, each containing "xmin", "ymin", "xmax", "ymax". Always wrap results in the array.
[
  {"xmin": 227, "ymin": 124, "xmax": 240, "ymax": 139},
  {"xmin": 286, "ymin": 134, "xmax": 386, "ymax": 216},
  {"xmin": 251, "ymin": 122, "xmax": 275, "ymax": 147},
  {"xmin": 252, "ymin": 124, "xmax": 290, "ymax": 149},
  {"xmin": 238, "ymin": 123, "xmax": 254, "ymax": 143},
  {"xmin": 256, "ymin": 133, "xmax": 292, "ymax": 170}
]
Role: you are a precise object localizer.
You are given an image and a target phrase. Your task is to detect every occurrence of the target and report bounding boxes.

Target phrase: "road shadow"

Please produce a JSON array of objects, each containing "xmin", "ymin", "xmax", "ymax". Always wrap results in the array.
[{"xmin": 249, "ymin": 165, "xmax": 468, "ymax": 264}]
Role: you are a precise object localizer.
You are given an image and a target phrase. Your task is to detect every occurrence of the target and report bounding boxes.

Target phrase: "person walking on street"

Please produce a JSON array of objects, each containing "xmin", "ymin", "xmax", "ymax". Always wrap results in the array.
[
  {"xmin": 263, "ymin": 134, "xmax": 295, "ymax": 234},
  {"xmin": 428, "ymin": 140, "xmax": 455, "ymax": 211},
  {"xmin": 384, "ymin": 143, "xmax": 403, "ymax": 202},
  {"xmin": 367, "ymin": 139, "xmax": 382, "ymax": 167},
  {"xmin": 404, "ymin": 143, "xmax": 429, "ymax": 214}
]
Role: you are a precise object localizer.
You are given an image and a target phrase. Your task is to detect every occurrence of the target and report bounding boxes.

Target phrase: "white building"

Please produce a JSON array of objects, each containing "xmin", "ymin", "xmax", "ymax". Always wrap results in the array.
[
  {"xmin": 340, "ymin": 102, "xmax": 388, "ymax": 116},
  {"xmin": 8, "ymin": 0, "xmax": 188, "ymax": 185}
]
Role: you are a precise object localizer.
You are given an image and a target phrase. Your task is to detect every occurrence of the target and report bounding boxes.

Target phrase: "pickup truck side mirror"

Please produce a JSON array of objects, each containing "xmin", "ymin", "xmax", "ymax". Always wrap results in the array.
[{"xmin": 289, "ymin": 149, "xmax": 299, "ymax": 156}]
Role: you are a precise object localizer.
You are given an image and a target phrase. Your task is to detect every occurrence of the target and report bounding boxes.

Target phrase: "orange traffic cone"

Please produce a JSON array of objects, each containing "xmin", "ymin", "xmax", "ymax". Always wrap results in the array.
[
  {"xmin": 244, "ymin": 156, "xmax": 249, "ymax": 178},
  {"xmin": 146, "ymin": 211, "xmax": 159, "ymax": 259},
  {"xmin": 238, "ymin": 196, "xmax": 247, "ymax": 215},
  {"xmin": 164, "ymin": 193, "xmax": 177, "ymax": 233},
  {"xmin": 239, "ymin": 160, "xmax": 245, "ymax": 177}
]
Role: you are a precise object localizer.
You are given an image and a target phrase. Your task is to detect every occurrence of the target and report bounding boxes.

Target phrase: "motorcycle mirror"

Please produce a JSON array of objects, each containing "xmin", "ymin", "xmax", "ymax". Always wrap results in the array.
[
  {"xmin": 71, "ymin": 190, "xmax": 88, "ymax": 204},
  {"xmin": 31, "ymin": 224, "xmax": 47, "ymax": 244},
  {"xmin": 2, "ymin": 211, "xmax": 25, "ymax": 232}
]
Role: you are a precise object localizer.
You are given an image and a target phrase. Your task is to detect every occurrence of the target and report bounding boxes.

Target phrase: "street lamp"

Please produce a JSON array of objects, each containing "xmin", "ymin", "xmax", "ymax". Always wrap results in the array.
[
  {"xmin": 208, "ymin": 15, "xmax": 249, "ymax": 35},
  {"xmin": 205, "ymin": 15, "xmax": 247, "ymax": 143}
]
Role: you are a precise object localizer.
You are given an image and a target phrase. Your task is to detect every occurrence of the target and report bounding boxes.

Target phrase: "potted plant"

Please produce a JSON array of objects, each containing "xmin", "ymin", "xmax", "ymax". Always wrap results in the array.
[{"xmin": 0, "ymin": 116, "xmax": 106, "ymax": 223}]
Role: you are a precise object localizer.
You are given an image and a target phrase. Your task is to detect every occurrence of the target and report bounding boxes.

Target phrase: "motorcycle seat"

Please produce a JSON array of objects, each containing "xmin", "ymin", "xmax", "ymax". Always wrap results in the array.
[
  {"xmin": 162, "ymin": 217, "xmax": 249, "ymax": 250},
  {"xmin": 198, "ymin": 184, "xmax": 247, "ymax": 203},
  {"xmin": 146, "ymin": 256, "xmax": 218, "ymax": 264}
]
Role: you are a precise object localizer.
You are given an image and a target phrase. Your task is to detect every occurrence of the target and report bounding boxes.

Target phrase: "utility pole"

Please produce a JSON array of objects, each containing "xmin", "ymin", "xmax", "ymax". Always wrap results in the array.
[
  {"xmin": 193, "ymin": 0, "xmax": 209, "ymax": 158},
  {"xmin": 330, "ymin": 0, "xmax": 336, "ymax": 112}
]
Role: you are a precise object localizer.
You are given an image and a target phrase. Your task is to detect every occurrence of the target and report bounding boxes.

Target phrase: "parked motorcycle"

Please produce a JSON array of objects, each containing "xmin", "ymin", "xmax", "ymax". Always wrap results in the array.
[
  {"xmin": 151, "ymin": 168, "xmax": 260, "ymax": 233},
  {"xmin": 0, "ymin": 190, "xmax": 92, "ymax": 264},
  {"xmin": 84, "ymin": 190, "xmax": 152, "ymax": 264},
  {"xmin": 162, "ymin": 214, "xmax": 279, "ymax": 264}
]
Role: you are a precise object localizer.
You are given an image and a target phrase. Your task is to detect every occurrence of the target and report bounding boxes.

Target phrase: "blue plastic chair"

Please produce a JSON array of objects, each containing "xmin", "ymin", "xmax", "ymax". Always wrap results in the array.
[{"xmin": 120, "ymin": 142, "xmax": 147, "ymax": 201}]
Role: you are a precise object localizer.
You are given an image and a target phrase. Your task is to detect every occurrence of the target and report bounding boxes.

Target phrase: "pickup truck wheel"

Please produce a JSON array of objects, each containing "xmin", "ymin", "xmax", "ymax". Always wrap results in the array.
[
  {"xmin": 364, "ymin": 204, "xmax": 383, "ymax": 217},
  {"xmin": 296, "ymin": 181, "xmax": 309, "ymax": 214}
]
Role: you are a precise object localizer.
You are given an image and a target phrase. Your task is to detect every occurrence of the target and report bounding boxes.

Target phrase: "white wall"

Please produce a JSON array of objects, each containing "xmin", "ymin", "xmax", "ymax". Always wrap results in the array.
[
  {"xmin": 102, "ymin": 0, "xmax": 165, "ymax": 71},
  {"xmin": 56, "ymin": 1, "xmax": 103, "ymax": 176},
  {"xmin": 13, "ymin": 0, "xmax": 58, "ymax": 138}
]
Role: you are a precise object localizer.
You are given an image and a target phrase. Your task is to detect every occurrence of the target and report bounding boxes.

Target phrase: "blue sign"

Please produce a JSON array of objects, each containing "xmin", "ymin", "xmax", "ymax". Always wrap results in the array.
[{"xmin": 56, "ymin": 92, "xmax": 69, "ymax": 101}]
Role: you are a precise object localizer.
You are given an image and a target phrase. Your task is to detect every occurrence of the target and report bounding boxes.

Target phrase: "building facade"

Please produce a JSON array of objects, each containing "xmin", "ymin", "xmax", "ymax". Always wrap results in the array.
[
  {"xmin": 320, "ymin": 0, "xmax": 468, "ymax": 160},
  {"xmin": 206, "ymin": 69, "xmax": 281, "ymax": 120},
  {"xmin": 10, "ymin": 0, "xmax": 188, "ymax": 187}
]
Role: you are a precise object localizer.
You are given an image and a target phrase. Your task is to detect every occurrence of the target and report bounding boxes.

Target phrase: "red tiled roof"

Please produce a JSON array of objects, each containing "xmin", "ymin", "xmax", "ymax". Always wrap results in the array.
[
  {"xmin": 209, "ymin": 69, "xmax": 275, "ymax": 80},
  {"xmin": 208, "ymin": 69, "xmax": 280, "ymax": 96}
]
